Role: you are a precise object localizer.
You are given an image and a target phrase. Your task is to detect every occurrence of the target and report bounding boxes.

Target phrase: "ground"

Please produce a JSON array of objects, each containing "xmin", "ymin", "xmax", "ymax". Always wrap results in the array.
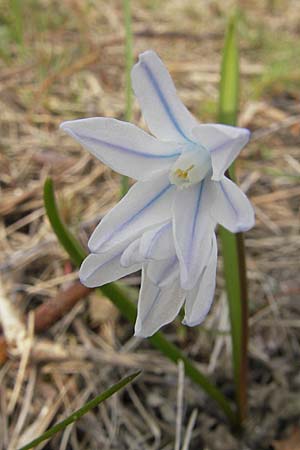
[{"xmin": 0, "ymin": 0, "xmax": 300, "ymax": 449}]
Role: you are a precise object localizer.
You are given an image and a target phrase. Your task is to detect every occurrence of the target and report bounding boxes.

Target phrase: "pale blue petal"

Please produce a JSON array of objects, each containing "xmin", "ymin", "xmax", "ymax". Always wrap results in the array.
[
  {"xmin": 134, "ymin": 269, "xmax": 185, "ymax": 338},
  {"xmin": 61, "ymin": 118, "xmax": 181, "ymax": 180},
  {"xmin": 192, "ymin": 124, "xmax": 250, "ymax": 180},
  {"xmin": 147, "ymin": 256, "xmax": 179, "ymax": 287},
  {"xmin": 88, "ymin": 171, "xmax": 175, "ymax": 253},
  {"xmin": 120, "ymin": 238, "xmax": 144, "ymax": 267},
  {"xmin": 139, "ymin": 221, "xmax": 174, "ymax": 261},
  {"xmin": 209, "ymin": 177, "xmax": 255, "ymax": 232},
  {"xmin": 131, "ymin": 50, "xmax": 198, "ymax": 143},
  {"xmin": 79, "ymin": 244, "xmax": 141, "ymax": 288},
  {"xmin": 183, "ymin": 233, "xmax": 217, "ymax": 326},
  {"xmin": 173, "ymin": 179, "xmax": 215, "ymax": 290}
]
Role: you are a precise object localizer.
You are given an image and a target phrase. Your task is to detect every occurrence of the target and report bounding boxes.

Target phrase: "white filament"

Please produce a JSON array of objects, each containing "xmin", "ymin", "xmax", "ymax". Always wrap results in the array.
[{"xmin": 169, "ymin": 146, "xmax": 212, "ymax": 189}]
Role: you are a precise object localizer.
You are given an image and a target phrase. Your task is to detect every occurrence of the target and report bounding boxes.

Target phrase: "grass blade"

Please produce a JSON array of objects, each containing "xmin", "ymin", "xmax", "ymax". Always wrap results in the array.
[
  {"xmin": 218, "ymin": 14, "xmax": 249, "ymax": 426},
  {"xmin": 18, "ymin": 371, "xmax": 141, "ymax": 450},
  {"xmin": 218, "ymin": 15, "xmax": 239, "ymax": 126},
  {"xmin": 10, "ymin": 0, "xmax": 24, "ymax": 46},
  {"xmin": 44, "ymin": 178, "xmax": 86, "ymax": 266}
]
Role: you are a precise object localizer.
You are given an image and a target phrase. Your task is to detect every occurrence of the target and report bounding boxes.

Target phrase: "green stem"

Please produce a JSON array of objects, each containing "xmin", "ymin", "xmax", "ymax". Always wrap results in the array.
[
  {"xmin": 218, "ymin": 14, "xmax": 249, "ymax": 425},
  {"xmin": 150, "ymin": 333, "xmax": 236, "ymax": 424},
  {"xmin": 235, "ymin": 232, "xmax": 249, "ymax": 423},
  {"xmin": 121, "ymin": 0, "xmax": 134, "ymax": 197},
  {"xmin": 218, "ymin": 226, "xmax": 248, "ymax": 425},
  {"xmin": 43, "ymin": 178, "xmax": 236, "ymax": 426}
]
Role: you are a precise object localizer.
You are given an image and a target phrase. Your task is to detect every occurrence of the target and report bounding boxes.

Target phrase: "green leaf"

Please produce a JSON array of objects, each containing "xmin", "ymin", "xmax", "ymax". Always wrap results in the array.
[
  {"xmin": 10, "ymin": 0, "xmax": 24, "ymax": 46},
  {"xmin": 18, "ymin": 371, "xmax": 141, "ymax": 450},
  {"xmin": 218, "ymin": 14, "xmax": 239, "ymax": 128},
  {"xmin": 44, "ymin": 178, "xmax": 86, "ymax": 266},
  {"xmin": 218, "ymin": 14, "xmax": 249, "ymax": 426}
]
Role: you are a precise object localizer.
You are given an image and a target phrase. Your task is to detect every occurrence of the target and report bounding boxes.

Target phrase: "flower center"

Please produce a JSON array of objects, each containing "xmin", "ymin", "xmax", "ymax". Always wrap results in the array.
[{"xmin": 169, "ymin": 145, "xmax": 212, "ymax": 188}]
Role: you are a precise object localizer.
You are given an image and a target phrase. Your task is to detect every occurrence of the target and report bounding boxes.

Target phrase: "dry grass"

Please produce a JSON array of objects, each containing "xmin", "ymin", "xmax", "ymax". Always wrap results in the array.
[{"xmin": 0, "ymin": 0, "xmax": 300, "ymax": 449}]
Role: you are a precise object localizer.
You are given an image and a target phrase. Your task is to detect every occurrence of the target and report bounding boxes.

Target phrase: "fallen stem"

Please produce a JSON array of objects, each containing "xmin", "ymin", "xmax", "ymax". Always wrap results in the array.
[
  {"xmin": 0, "ymin": 281, "xmax": 91, "ymax": 364},
  {"xmin": 34, "ymin": 282, "xmax": 91, "ymax": 333}
]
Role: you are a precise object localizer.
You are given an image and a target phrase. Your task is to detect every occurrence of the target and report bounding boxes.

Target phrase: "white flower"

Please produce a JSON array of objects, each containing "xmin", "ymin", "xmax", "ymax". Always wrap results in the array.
[{"xmin": 60, "ymin": 50, "xmax": 254, "ymax": 337}]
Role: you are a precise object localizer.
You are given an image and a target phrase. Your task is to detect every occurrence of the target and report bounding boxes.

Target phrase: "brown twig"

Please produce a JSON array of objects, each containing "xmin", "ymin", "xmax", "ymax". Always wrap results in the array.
[
  {"xmin": 0, "ymin": 281, "xmax": 92, "ymax": 364},
  {"xmin": 0, "ymin": 336, "xmax": 8, "ymax": 365},
  {"xmin": 34, "ymin": 281, "xmax": 92, "ymax": 333}
]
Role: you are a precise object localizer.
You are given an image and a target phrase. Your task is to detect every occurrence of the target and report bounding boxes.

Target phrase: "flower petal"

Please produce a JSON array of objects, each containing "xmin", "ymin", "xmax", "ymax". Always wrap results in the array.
[
  {"xmin": 173, "ymin": 179, "xmax": 215, "ymax": 290},
  {"xmin": 131, "ymin": 50, "xmax": 198, "ymax": 143},
  {"xmin": 79, "ymin": 245, "xmax": 141, "ymax": 288},
  {"xmin": 120, "ymin": 238, "xmax": 144, "ymax": 267},
  {"xmin": 192, "ymin": 124, "xmax": 250, "ymax": 180},
  {"xmin": 134, "ymin": 269, "xmax": 185, "ymax": 337},
  {"xmin": 60, "ymin": 118, "xmax": 181, "ymax": 180},
  {"xmin": 88, "ymin": 171, "xmax": 175, "ymax": 253},
  {"xmin": 209, "ymin": 177, "xmax": 255, "ymax": 232},
  {"xmin": 139, "ymin": 221, "xmax": 174, "ymax": 260},
  {"xmin": 183, "ymin": 233, "xmax": 217, "ymax": 326},
  {"xmin": 147, "ymin": 256, "xmax": 179, "ymax": 287}
]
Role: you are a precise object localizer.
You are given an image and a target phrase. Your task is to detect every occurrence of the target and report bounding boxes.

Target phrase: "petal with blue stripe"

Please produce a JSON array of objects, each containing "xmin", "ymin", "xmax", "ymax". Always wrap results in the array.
[
  {"xmin": 61, "ymin": 118, "xmax": 181, "ymax": 180},
  {"xmin": 173, "ymin": 179, "xmax": 215, "ymax": 290},
  {"xmin": 192, "ymin": 124, "xmax": 250, "ymax": 180},
  {"xmin": 139, "ymin": 221, "xmax": 174, "ymax": 261},
  {"xmin": 79, "ymin": 243, "xmax": 141, "ymax": 288},
  {"xmin": 131, "ymin": 50, "xmax": 198, "ymax": 143},
  {"xmin": 89, "ymin": 171, "xmax": 175, "ymax": 253},
  {"xmin": 183, "ymin": 233, "xmax": 217, "ymax": 326},
  {"xmin": 134, "ymin": 269, "xmax": 185, "ymax": 338},
  {"xmin": 120, "ymin": 238, "xmax": 144, "ymax": 267},
  {"xmin": 209, "ymin": 176, "xmax": 255, "ymax": 233},
  {"xmin": 147, "ymin": 256, "xmax": 179, "ymax": 287}
]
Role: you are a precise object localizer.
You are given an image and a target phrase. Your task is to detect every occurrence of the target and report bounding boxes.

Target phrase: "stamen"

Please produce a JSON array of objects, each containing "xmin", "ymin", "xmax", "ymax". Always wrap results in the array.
[
  {"xmin": 175, "ymin": 165, "xmax": 194, "ymax": 180},
  {"xmin": 169, "ymin": 147, "xmax": 212, "ymax": 189}
]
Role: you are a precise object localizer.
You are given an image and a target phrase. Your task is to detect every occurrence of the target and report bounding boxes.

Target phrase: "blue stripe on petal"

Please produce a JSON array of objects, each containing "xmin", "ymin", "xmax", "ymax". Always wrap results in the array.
[
  {"xmin": 141, "ymin": 287, "xmax": 162, "ymax": 325},
  {"xmin": 219, "ymin": 180, "xmax": 239, "ymax": 219},
  {"xmin": 140, "ymin": 257, "xmax": 179, "ymax": 326},
  {"xmin": 210, "ymin": 139, "xmax": 232, "ymax": 153},
  {"xmin": 140, "ymin": 60, "xmax": 193, "ymax": 143},
  {"xmin": 219, "ymin": 180, "xmax": 251, "ymax": 232},
  {"xmin": 186, "ymin": 181, "xmax": 204, "ymax": 268},
  {"xmin": 144, "ymin": 222, "xmax": 171, "ymax": 258},
  {"xmin": 80, "ymin": 252, "xmax": 122, "ymax": 283},
  {"xmin": 210, "ymin": 129, "xmax": 250, "ymax": 153},
  {"xmin": 92, "ymin": 183, "xmax": 174, "ymax": 252},
  {"xmin": 66, "ymin": 128, "xmax": 181, "ymax": 159}
]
